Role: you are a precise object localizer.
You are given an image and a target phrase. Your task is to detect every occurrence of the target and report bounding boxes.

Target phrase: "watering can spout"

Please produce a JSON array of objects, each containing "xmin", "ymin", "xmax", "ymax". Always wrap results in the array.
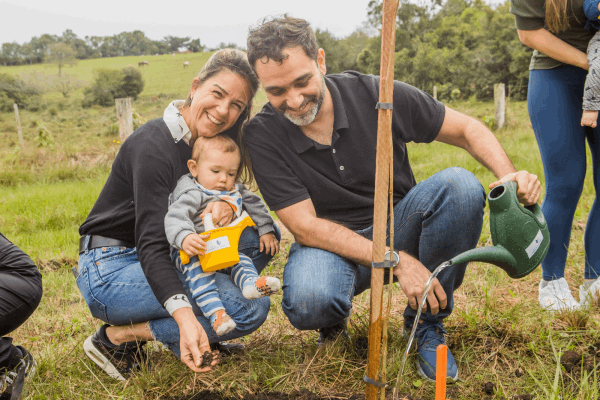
[
  {"xmin": 449, "ymin": 245, "xmax": 517, "ymax": 276},
  {"xmin": 448, "ymin": 181, "xmax": 550, "ymax": 279}
]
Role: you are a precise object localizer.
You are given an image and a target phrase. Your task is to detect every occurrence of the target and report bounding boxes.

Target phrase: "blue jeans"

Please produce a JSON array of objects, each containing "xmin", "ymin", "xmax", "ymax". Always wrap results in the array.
[
  {"xmin": 528, "ymin": 66, "xmax": 600, "ymax": 280},
  {"xmin": 281, "ymin": 168, "xmax": 485, "ymax": 329},
  {"xmin": 76, "ymin": 226, "xmax": 280, "ymax": 356}
]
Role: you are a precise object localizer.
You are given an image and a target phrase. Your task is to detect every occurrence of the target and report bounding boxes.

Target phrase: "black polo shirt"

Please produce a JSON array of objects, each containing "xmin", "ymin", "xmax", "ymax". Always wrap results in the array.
[{"xmin": 244, "ymin": 71, "xmax": 445, "ymax": 230}]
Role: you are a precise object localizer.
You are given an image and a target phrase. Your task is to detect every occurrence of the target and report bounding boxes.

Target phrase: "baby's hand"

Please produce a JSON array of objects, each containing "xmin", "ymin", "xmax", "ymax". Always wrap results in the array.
[
  {"xmin": 259, "ymin": 233, "xmax": 279, "ymax": 256},
  {"xmin": 581, "ymin": 110, "xmax": 598, "ymax": 128},
  {"xmin": 182, "ymin": 233, "xmax": 209, "ymax": 256}
]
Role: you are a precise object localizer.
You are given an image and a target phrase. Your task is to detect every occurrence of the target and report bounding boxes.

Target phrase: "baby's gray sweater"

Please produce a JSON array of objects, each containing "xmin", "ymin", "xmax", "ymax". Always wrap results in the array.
[{"xmin": 165, "ymin": 173, "xmax": 275, "ymax": 249}]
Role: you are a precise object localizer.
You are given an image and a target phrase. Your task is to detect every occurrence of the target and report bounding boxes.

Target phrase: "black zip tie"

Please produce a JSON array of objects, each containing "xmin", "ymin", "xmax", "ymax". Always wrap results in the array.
[
  {"xmin": 376, "ymin": 102, "xmax": 393, "ymax": 110},
  {"xmin": 364, "ymin": 374, "xmax": 386, "ymax": 388},
  {"xmin": 372, "ymin": 250, "xmax": 399, "ymax": 269}
]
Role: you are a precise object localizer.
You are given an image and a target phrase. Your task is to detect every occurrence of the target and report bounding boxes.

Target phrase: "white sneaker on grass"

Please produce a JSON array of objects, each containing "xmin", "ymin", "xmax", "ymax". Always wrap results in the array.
[
  {"xmin": 580, "ymin": 279, "xmax": 600, "ymax": 307},
  {"xmin": 538, "ymin": 278, "xmax": 580, "ymax": 311}
]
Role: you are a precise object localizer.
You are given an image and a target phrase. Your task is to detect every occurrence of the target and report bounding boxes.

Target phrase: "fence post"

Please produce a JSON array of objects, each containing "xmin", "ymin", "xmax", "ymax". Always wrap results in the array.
[
  {"xmin": 13, "ymin": 103, "xmax": 25, "ymax": 152},
  {"xmin": 115, "ymin": 97, "xmax": 133, "ymax": 142},
  {"xmin": 494, "ymin": 83, "xmax": 505, "ymax": 129},
  {"xmin": 433, "ymin": 85, "xmax": 437, "ymax": 100}
]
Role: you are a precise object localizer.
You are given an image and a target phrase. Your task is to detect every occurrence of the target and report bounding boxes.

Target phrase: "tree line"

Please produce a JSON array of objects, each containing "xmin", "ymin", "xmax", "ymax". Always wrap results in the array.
[
  {"xmin": 2, "ymin": 0, "xmax": 531, "ymax": 102},
  {"xmin": 0, "ymin": 29, "xmax": 205, "ymax": 66},
  {"xmin": 319, "ymin": 0, "xmax": 532, "ymax": 101}
]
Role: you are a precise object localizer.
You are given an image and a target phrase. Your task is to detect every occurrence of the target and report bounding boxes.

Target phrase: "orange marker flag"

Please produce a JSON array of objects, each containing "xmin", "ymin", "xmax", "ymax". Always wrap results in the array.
[{"xmin": 435, "ymin": 344, "xmax": 448, "ymax": 400}]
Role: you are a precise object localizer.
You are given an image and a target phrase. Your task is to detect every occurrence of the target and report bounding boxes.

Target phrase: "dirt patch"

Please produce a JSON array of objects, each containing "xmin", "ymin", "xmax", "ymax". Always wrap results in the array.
[
  {"xmin": 167, "ymin": 388, "xmax": 367, "ymax": 400},
  {"xmin": 560, "ymin": 349, "xmax": 597, "ymax": 377},
  {"xmin": 199, "ymin": 351, "xmax": 221, "ymax": 368},
  {"xmin": 484, "ymin": 382, "xmax": 496, "ymax": 395}
]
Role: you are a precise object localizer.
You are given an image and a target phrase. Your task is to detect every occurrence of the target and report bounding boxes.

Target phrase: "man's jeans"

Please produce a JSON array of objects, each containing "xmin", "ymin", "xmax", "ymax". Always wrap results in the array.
[
  {"xmin": 281, "ymin": 167, "xmax": 486, "ymax": 329},
  {"xmin": 76, "ymin": 226, "xmax": 279, "ymax": 356}
]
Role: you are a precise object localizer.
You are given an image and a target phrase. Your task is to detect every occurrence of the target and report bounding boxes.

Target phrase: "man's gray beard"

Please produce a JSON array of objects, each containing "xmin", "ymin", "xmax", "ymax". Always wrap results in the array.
[{"xmin": 283, "ymin": 75, "xmax": 326, "ymax": 127}]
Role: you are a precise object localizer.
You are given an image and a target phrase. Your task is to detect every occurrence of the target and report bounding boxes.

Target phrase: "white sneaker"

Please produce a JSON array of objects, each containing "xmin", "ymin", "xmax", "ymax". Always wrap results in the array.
[
  {"xmin": 538, "ymin": 278, "xmax": 581, "ymax": 311},
  {"xmin": 580, "ymin": 279, "xmax": 600, "ymax": 307}
]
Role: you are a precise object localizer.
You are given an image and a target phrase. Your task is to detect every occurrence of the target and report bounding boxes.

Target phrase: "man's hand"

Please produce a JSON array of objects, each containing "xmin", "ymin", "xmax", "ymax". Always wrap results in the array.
[
  {"xmin": 259, "ymin": 232, "xmax": 279, "ymax": 256},
  {"xmin": 173, "ymin": 307, "xmax": 218, "ymax": 372},
  {"xmin": 393, "ymin": 252, "xmax": 447, "ymax": 315},
  {"xmin": 200, "ymin": 201, "xmax": 234, "ymax": 227},
  {"xmin": 182, "ymin": 233, "xmax": 209, "ymax": 256},
  {"xmin": 488, "ymin": 170, "xmax": 542, "ymax": 206}
]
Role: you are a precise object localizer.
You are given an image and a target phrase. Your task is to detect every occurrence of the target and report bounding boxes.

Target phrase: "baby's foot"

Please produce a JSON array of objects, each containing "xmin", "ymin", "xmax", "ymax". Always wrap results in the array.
[
  {"xmin": 581, "ymin": 110, "xmax": 598, "ymax": 127},
  {"xmin": 210, "ymin": 309, "xmax": 236, "ymax": 336},
  {"xmin": 242, "ymin": 276, "xmax": 281, "ymax": 299}
]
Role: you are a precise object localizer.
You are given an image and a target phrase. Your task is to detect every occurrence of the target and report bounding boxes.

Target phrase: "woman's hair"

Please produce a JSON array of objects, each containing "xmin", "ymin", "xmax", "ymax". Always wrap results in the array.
[
  {"xmin": 192, "ymin": 135, "xmax": 244, "ymax": 182},
  {"xmin": 181, "ymin": 48, "xmax": 259, "ymax": 185},
  {"xmin": 545, "ymin": 0, "xmax": 571, "ymax": 33}
]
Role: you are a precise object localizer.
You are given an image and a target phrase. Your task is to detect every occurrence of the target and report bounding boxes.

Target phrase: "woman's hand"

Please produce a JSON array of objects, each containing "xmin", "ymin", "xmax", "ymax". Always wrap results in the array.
[
  {"xmin": 200, "ymin": 202, "xmax": 234, "ymax": 227},
  {"xmin": 259, "ymin": 233, "xmax": 280, "ymax": 256},
  {"xmin": 182, "ymin": 233, "xmax": 209, "ymax": 256},
  {"xmin": 172, "ymin": 307, "xmax": 218, "ymax": 372}
]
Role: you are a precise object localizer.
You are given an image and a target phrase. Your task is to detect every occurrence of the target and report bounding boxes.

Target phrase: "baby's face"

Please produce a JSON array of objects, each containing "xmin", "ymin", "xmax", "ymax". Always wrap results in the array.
[{"xmin": 192, "ymin": 149, "xmax": 240, "ymax": 192}]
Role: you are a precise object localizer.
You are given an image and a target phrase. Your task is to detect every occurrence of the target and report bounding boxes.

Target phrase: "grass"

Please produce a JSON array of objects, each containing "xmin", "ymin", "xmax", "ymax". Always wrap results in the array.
[{"xmin": 0, "ymin": 56, "xmax": 599, "ymax": 399}]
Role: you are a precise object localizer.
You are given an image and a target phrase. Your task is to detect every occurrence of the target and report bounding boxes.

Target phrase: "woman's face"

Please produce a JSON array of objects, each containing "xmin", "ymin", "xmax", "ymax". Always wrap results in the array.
[{"xmin": 185, "ymin": 70, "xmax": 251, "ymax": 141}]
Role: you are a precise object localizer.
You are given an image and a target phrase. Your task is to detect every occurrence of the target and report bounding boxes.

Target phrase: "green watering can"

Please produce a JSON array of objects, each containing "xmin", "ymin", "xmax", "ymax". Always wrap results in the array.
[{"xmin": 448, "ymin": 181, "xmax": 550, "ymax": 278}]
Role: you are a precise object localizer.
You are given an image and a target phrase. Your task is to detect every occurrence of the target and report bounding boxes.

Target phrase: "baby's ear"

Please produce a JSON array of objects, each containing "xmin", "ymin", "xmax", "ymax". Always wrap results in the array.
[{"xmin": 187, "ymin": 159, "xmax": 197, "ymax": 177}]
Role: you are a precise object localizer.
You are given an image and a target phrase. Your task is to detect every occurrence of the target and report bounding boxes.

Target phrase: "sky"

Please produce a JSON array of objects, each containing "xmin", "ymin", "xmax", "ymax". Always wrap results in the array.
[{"xmin": 0, "ymin": 0, "xmax": 376, "ymax": 48}]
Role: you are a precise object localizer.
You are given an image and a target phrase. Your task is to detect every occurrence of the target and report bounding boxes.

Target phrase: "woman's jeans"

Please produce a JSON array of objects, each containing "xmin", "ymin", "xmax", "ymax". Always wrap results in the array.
[
  {"xmin": 528, "ymin": 66, "xmax": 600, "ymax": 280},
  {"xmin": 76, "ymin": 226, "xmax": 280, "ymax": 356},
  {"xmin": 281, "ymin": 167, "xmax": 486, "ymax": 330}
]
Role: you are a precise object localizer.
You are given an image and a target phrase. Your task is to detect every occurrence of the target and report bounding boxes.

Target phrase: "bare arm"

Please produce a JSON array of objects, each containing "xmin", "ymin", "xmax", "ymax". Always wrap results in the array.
[
  {"xmin": 517, "ymin": 28, "xmax": 589, "ymax": 70},
  {"xmin": 436, "ymin": 106, "xmax": 541, "ymax": 205},
  {"xmin": 276, "ymin": 199, "xmax": 373, "ymax": 265},
  {"xmin": 276, "ymin": 199, "xmax": 447, "ymax": 314}
]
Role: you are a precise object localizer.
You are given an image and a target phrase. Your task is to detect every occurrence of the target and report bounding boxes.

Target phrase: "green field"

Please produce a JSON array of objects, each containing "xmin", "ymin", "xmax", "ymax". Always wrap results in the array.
[{"xmin": 0, "ymin": 55, "xmax": 598, "ymax": 399}]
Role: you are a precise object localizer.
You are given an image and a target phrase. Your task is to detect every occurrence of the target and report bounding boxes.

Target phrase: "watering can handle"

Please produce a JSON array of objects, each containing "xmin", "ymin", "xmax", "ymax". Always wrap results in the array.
[{"xmin": 501, "ymin": 180, "xmax": 545, "ymax": 223}]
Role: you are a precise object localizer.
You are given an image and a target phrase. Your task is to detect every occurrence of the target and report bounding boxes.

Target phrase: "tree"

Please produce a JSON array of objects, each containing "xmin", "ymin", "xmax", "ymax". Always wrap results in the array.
[
  {"xmin": 164, "ymin": 35, "xmax": 191, "ymax": 52},
  {"xmin": 82, "ymin": 66, "xmax": 144, "ymax": 107},
  {"xmin": 186, "ymin": 39, "xmax": 204, "ymax": 53},
  {"xmin": 47, "ymin": 42, "xmax": 77, "ymax": 76}
]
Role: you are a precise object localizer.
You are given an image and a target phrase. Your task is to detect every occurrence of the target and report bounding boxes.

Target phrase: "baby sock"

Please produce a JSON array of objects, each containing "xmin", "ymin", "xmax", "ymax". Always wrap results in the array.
[
  {"xmin": 209, "ymin": 309, "xmax": 236, "ymax": 336},
  {"xmin": 232, "ymin": 254, "xmax": 281, "ymax": 299}
]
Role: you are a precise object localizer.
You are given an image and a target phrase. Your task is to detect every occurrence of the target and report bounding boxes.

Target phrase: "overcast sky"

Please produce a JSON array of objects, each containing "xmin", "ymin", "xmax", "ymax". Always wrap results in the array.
[{"xmin": 0, "ymin": 0, "xmax": 376, "ymax": 48}]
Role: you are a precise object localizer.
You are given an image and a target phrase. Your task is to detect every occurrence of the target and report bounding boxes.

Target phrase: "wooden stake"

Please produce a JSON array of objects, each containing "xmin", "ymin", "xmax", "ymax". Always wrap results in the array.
[
  {"xmin": 494, "ymin": 83, "xmax": 505, "ymax": 129},
  {"xmin": 13, "ymin": 103, "xmax": 25, "ymax": 152},
  {"xmin": 366, "ymin": 0, "xmax": 399, "ymax": 398},
  {"xmin": 115, "ymin": 97, "xmax": 133, "ymax": 142}
]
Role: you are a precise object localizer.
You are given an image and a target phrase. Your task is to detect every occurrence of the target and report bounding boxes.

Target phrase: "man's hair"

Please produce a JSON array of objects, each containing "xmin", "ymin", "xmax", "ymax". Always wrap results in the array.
[
  {"xmin": 247, "ymin": 15, "xmax": 319, "ymax": 70},
  {"xmin": 192, "ymin": 136, "xmax": 243, "ymax": 181}
]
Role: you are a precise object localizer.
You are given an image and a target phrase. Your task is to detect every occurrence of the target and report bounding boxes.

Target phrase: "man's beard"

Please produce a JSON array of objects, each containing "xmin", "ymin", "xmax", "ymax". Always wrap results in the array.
[{"xmin": 282, "ymin": 74, "xmax": 326, "ymax": 127}]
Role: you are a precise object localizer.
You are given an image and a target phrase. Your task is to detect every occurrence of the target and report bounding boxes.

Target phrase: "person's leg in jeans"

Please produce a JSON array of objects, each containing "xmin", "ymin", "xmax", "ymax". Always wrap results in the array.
[
  {"xmin": 281, "ymin": 167, "xmax": 485, "ymax": 379},
  {"xmin": 77, "ymin": 227, "xmax": 276, "ymax": 361}
]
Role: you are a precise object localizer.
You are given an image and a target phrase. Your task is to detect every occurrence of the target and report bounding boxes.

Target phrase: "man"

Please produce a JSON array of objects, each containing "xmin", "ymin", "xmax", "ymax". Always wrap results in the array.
[{"xmin": 244, "ymin": 16, "xmax": 541, "ymax": 382}]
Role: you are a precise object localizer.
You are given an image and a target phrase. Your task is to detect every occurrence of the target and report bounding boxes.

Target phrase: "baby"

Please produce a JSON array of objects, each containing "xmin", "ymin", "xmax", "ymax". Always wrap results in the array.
[
  {"xmin": 582, "ymin": 0, "xmax": 600, "ymax": 127},
  {"xmin": 165, "ymin": 135, "xmax": 280, "ymax": 336}
]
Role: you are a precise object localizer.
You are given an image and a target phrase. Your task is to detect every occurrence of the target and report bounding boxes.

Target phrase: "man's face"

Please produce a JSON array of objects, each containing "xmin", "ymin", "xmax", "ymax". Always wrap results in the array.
[{"xmin": 255, "ymin": 46, "xmax": 327, "ymax": 127}]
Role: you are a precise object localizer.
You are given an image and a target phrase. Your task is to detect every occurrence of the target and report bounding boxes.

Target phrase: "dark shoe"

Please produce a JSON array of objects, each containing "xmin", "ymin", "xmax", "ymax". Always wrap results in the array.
[
  {"xmin": 210, "ymin": 341, "xmax": 245, "ymax": 356},
  {"xmin": 83, "ymin": 324, "xmax": 147, "ymax": 381},
  {"xmin": 317, "ymin": 320, "xmax": 349, "ymax": 346},
  {"xmin": 402, "ymin": 320, "xmax": 458, "ymax": 382},
  {"xmin": 0, "ymin": 346, "xmax": 36, "ymax": 400}
]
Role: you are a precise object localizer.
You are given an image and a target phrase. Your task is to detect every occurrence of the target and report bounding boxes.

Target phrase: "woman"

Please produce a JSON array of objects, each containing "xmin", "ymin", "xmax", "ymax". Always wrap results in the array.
[
  {"xmin": 511, "ymin": 0, "xmax": 600, "ymax": 310},
  {"xmin": 76, "ymin": 49, "xmax": 280, "ymax": 380}
]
